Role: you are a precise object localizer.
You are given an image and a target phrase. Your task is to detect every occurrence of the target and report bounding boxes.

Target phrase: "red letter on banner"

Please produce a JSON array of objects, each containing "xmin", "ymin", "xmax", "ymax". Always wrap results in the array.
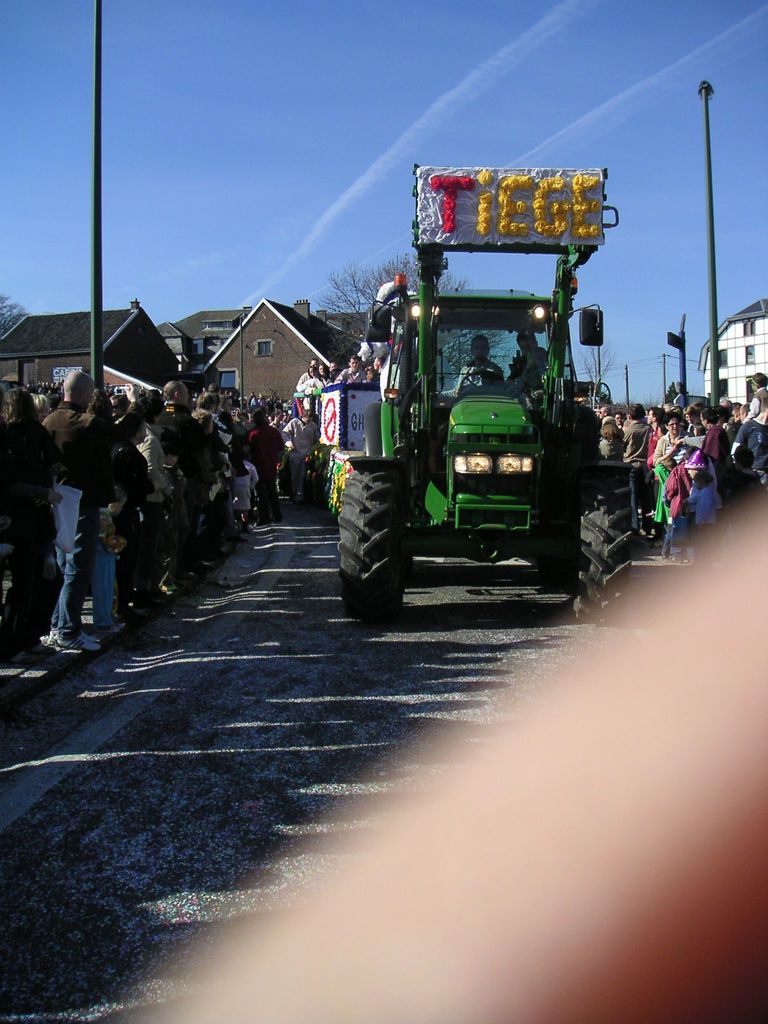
[{"xmin": 430, "ymin": 175, "xmax": 475, "ymax": 234}]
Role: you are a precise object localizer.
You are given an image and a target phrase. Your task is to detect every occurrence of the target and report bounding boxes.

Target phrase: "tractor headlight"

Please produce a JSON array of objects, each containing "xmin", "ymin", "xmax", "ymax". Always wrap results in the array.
[
  {"xmin": 497, "ymin": 454, "xmax": 535, "ymax": 474},
  {"xmin": 454, "ymin": 453, "xmax": 493, "ymax": 474}
]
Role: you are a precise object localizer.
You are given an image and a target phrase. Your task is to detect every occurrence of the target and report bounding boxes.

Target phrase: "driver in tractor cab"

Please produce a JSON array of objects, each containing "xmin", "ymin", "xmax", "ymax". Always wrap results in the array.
[{"xmin": 454, "ymin": 334, "xmax": 504, "ymax": 395}]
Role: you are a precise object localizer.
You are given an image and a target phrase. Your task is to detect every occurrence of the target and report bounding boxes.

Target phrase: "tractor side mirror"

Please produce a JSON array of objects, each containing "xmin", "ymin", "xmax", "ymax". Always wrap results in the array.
[{"xmin": 579, "ymin": 307, "xmax": 603, "ymax": 347}]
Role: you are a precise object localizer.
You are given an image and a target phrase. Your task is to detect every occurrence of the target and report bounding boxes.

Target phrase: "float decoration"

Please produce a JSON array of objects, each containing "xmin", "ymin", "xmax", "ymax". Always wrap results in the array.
[{"xmin": 415, "ymin": 166, "xmax": 606, "ymax": 249}]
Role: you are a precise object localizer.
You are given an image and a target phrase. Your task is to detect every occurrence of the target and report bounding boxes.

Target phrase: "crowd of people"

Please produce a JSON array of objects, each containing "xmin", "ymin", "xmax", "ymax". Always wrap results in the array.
[
  {"xmin": 596, "ymin": 379, "xmax": 767, "ymax": 562},
  {"xmin": 3, "ymin": 363, "xmax": 766, "ymax": 667},
  {"xmin": 0, "ymin": 373, "xmax": 319, "ymax": 666}
]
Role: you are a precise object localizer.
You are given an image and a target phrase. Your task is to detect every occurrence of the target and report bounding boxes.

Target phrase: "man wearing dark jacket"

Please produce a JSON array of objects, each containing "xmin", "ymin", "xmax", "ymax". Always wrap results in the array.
[
  {"xmin": 157, "ymin": 381, "xmax": 209, "ymax": 571},
  {"xmin": 247, "ymin": 408, "xmax": 285, "ymax": 524},
  {"xmin": 43, "ymin": 371, "xmax": 115, "ymax": 651}
]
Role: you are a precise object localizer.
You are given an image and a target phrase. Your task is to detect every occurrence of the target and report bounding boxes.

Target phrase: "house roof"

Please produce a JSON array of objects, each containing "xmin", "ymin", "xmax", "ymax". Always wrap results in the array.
[
  {"xmin": 730, "ymin": 298, "xmax": 768, "ymax": 320},
  {"xmin": 156, "ymin": 320, "xmax": 184, "ymax": 338},
  {"xmin": 173, "ymin": 310, "xmax": 244, "ymax": 338},
  {"xmin": 269, "ymin": 301, "xmax": 342, "ymax": 358},
  {"xmin": 155, "ymin": 321, "xmax": 186, "ymax": 356},
  {"xmin": 206, "ymin": 299, "xmax": 343, "ymax": 370},
  {"xmin": 0, "ymin": 309, "xmax": 137, "ymax": 356}
]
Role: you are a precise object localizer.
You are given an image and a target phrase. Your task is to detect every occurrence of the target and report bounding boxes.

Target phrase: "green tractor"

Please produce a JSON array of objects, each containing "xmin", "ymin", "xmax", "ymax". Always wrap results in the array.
[{"xmin": 338, "ymin": 166, "xmax": 629, "ymax": 619}]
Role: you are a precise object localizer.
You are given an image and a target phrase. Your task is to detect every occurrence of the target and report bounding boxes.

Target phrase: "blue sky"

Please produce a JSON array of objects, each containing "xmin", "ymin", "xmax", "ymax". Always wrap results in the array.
[{"xmin": 2, "ymin": 0, "xmax": 766, "ymax": 401}]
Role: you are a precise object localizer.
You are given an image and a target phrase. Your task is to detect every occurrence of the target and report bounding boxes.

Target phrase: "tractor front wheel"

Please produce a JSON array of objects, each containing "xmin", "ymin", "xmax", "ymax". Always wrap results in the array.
[
  {"xmin": 575, "ymin": 469, "xmax": 632, "ymax": 618},
  {"xmin": 338, "ymin": 468, "xmax": 407, "ymax": 620}
]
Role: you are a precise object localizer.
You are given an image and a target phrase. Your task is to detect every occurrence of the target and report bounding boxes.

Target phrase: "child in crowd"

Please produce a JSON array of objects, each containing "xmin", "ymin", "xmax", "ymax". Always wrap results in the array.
[
  {"xmin": 231, "ymin": 443, "xmax": 259, "ymax": 534},
  {"xmin": 681, "ymin": 449, "xmax": 719, "ymax": 563},
  {"xmin": 663, "ymin": 459, "xmax": 692, "ymax": 562},
  {"xmin": 241, "ymin": 443, "xmax": 259, "ymax": 528},
  {"xmin": 91, "ymin": 492, "xmax": 127, "ymax": 635}
]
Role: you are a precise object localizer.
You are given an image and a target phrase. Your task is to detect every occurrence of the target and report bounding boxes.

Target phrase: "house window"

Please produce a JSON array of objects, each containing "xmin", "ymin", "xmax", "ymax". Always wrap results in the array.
[
  {"xmin": 743, "ymin": 320, "xmax": 755, "ymax": 336},
  {"xmin": 718, "ymin": 349, "xmax": 727, "ymax": 368},
  {"xmin": 745, "ymin": 345, "xmax": 755, "ymax": 364},
  {"xmin": 718, "ymin": 379, "xmax": 729, "ymax": 399},
  {"xmin": 193, "ymin": 338, "xmax": 205, "ymax": 355},
  {"xmin": 257, "ymin": 339, "xmax": 272, "ymax": 357},
  {"xmin": 219, "ymin": 371, "xmax": 237, "ymax": 389},
  {"xmin": 202, "ymin": 319, "xmax": 236, "ymax": 331}
]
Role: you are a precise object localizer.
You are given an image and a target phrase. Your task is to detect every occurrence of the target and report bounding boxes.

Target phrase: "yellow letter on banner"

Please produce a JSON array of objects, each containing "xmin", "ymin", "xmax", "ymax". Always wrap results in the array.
[
  {"xmin": 533, "ymin": 177, "xmax": 570, "ymax": 237},
  {"xmin": 476, "ymin": 192, "xmax": 493, "ymax": 235},
  {"xmin": 498, "ymin": 174, "xmax": 533, "ymax": 236},
  {"xmin": 571, "ymin": 174, "xmax": 601, "ymax": 239}
]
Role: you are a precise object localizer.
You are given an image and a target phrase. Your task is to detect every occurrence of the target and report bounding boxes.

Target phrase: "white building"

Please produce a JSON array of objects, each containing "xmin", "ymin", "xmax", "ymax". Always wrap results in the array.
[{"xmin": 700, "ymin": 298, "xmax": 768, "ymax": 404}]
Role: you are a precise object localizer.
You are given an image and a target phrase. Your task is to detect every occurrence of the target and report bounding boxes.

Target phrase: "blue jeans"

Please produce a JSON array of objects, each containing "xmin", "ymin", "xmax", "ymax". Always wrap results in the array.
[
  {"xmin": 51, "ymin": 506, "xmax": 100, "ymax": 640},
  {"xmin": 92, "ymin": 544, "xmax": 117, "ymax": 629},
  {"xmin": 669, "ymin": 514, "xmax": 689, "ymax": 555}
]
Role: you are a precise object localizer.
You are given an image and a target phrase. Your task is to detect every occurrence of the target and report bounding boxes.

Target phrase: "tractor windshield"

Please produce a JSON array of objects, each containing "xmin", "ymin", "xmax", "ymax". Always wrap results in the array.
[{"xmin": 434, "ymin": 302, "xmax": 550, "ymax": 400}]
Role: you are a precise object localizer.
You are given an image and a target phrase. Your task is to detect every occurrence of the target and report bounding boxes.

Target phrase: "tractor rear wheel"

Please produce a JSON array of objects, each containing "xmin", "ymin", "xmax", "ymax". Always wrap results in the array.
[
  {"xmin": 338, "ymin": 467, "xmax": 407, "ymax": 620},
  {"xmin": 575, "ymin": 470, "xmax": 632, "ymax": 618}
]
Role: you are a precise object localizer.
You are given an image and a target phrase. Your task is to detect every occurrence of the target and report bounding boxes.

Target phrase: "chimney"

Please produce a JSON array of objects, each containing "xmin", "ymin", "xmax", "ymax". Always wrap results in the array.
[
  {"xmin": 130, "ymin": 298, "xmax": 140, "ymax": 311},
  {"xmin": 293, "ymin": 299, "xmax": 310, "ymax": 320}
]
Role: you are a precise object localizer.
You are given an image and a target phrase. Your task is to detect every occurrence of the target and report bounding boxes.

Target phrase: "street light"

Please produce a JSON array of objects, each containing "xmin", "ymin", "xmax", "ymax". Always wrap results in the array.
[
  {"xmin": 699, "ymin": 80, "xmax": 720, "ymax": 404},
  {"xmin": 238, "ymin": 305, "xmax": 252, "ymax": 404}
]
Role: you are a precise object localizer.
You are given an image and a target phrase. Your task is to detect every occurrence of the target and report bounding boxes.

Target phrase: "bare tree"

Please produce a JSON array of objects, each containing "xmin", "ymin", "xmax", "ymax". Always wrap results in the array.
[
  {"xmin": 577, "ymin": 340, "xmax": 618, "ymax": 406},
  {"xmin": 318, "ymin": 253, "xmax": 467, "ymax": 354},
  {"xmin": 0, "ymin": 294, "xmax": 27, "ymax": 338},
  {"xmin": 577, "ymin": 339, "xmax": 616, "ymax": 385}
]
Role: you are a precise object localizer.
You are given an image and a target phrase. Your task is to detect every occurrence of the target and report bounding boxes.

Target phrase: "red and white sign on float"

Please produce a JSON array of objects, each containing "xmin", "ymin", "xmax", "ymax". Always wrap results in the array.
[
  {"xmin": 321, "ymin": 391, "xmax": 339, "ymax": 445},
  {"xmin": 415, "ymin": 167, "xmax": 606, "ymax": 249},
  {"xmin": 320, "ymin": 385, "xmax": 381, "ymax": 450}
]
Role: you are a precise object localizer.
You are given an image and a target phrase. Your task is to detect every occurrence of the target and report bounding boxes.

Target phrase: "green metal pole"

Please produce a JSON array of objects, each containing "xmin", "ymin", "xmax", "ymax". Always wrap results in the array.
[
  {"xmin": 91, "ymin": 0, "xmax": 104, "ymax": 388},
  {"xmin": 699, "ymin": 81, "xmax": 719, "ymax": 404}
]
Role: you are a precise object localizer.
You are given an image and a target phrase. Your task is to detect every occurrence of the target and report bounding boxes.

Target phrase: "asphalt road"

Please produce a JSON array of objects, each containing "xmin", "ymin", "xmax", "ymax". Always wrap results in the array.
[{"xmin": 0, "ymin": 502, "xmax": 635, "ymax": 1023}]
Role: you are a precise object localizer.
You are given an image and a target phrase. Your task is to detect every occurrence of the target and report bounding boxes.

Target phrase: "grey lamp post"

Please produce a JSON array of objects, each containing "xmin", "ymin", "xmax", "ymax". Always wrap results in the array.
[
  {"xmin": 90, "ymin": 0, "xmax": 103, "ymax": 387},
  {"xmin": 699, "ymin": 81, "xmax": 720, "ymax": 403}
]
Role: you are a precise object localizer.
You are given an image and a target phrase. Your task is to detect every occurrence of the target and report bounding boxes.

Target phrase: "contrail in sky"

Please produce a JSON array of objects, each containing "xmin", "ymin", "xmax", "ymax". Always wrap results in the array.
[
  {"xmin": 329, "ymin": 3, "xmax": 768, "ymax": 281},
  {"xmin": 242, "ymin": 0, "xmax": 599, "ymax": 305},
  {"xmin": 511, "ymin": 3, "xmax": 768, "ymax": 164}
]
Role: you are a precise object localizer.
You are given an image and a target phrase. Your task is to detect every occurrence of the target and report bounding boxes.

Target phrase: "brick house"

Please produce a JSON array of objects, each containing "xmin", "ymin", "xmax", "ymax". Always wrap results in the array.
[
  {"xmin": 207, "ymin": 299, "xmax": 354, "ymax": 398},
  {"xmin": 0, "ymin": 300, "xmax": 178, "ymax": 389}
]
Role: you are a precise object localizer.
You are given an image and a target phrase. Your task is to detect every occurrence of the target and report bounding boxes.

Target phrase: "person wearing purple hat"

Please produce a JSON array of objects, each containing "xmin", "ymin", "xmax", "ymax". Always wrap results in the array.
[
  {"xmin": 684, "ymin": 449, "xmax": 718, "ymax": 562},
  {"xmin": 664, "ymin": 456, "xmax": 694, "ymax": 562}
]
